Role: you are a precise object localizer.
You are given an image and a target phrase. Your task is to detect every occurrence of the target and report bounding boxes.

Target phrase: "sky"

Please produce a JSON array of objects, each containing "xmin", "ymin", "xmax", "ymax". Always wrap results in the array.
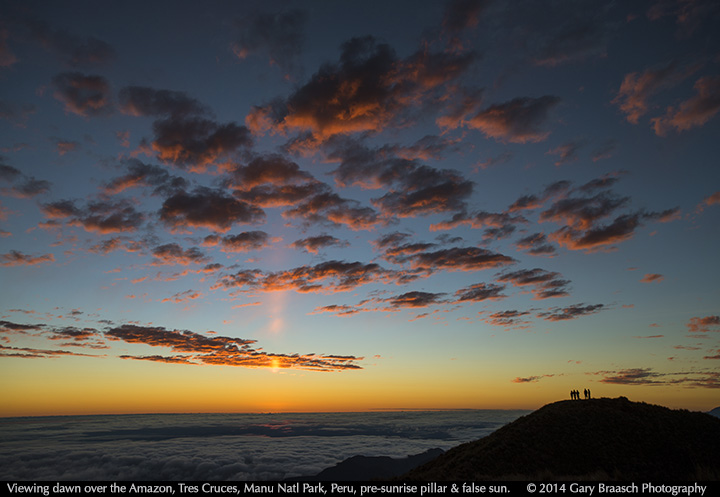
[{"xmin": 1, "ymin": 0, "xmax": 719, "ymax": 417}]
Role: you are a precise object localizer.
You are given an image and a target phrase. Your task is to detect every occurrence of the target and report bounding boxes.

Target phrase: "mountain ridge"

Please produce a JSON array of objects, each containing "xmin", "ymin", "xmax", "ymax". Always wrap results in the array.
[{"xmin": 401, "ymin": 397, "xmax": 720, "ymax": 481}]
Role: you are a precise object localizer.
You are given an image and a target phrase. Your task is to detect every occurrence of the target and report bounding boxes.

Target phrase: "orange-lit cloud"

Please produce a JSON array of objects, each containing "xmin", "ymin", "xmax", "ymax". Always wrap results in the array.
[
  {"xmin": 687, "ymin": 316, "xmax": 720, "ymax": 333},
  {"xmin": 465, "ymin": 96, "xmax": 561, "ymax": 143},
  {"xmin": 652, "ymin": 75, "xmax": 720, "ymax": 135},
  {"xmin": 1, "ymin": 250, "xmax": 55, "ymax": 267},
  {"xmin": 52, "ymin": 72, "xmax": 113, "ymax": 117},
  {"xmin": 640, "ymin": 273, "xmax": 664, "ymax": 283},
  {"xmin": 496, "ymin": 268, "xmax": 570, "ymax": 299}
]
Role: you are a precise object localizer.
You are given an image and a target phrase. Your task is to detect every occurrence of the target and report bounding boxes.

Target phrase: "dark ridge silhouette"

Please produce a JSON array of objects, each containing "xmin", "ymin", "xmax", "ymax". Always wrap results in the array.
[
  {"xmin": 709, "ymin": 407, "xmax": 720, "ymax": 418},
  {"xmin": 286, "ymin": 448, "xmax": 444, "ymax": 481},
  {"xmin": 401, "ymin": 397, "xmax": 720, "ymax": 481}
]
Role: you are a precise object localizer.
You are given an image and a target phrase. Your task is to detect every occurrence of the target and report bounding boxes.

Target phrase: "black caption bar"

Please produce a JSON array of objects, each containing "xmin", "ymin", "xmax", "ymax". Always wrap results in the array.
[{"xmin": 5, "ymin": 481, "xmax": 717, "ymax": 497}]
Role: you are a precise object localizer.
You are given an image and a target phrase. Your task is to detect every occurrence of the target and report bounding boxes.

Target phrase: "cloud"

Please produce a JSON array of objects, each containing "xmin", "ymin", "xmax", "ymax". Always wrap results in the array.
[
  {"xmin": 699, "ymin": 191, "xmax": 720, "ymax": 210},
  {"xmin": 3, "ymin": 318, "xmax": 362, "ymax": 372},
  {"xmin": 41, "ymin": 198, "xmax": 144, "ymax": 234},
  {"xmin": 291, "ymin": 235, "xmax": 349, "ymax": 254},
  {"xmin": 150, "ymin": 117, "xmax": 253, "ymax": 171},
  {"xmin": 597, "ymin": 367, "xmax": 720, "ymax": 389},
  {"xmin": 56, "ymin": 140, "xmax": 80, "ymax": 156},
  {"xmin": 232, "ymin": 9, "xmax": 307, "ymax": 73},
  {"xmin": 430, "ymin": 210, "xmax": 527, "ymax": 234},
  {"xmin": 160, "ymin": 187, "xmax": 265, "ymax": 233},
  {"xmin": 228, "ymin": 154, "xmax": 314, "ymax": 189},
  {"xmin": 647, "ymin": 0, "xmax": 720, "ymax": 36},
  {"xmin": 0, "ymin": 160, "xmax": 51, "ymax": 198},
  {"xmin": 151, "ymin": 244, "xmax": 208, "ymax": 266},
  {"xmin": 1, "ymin": 250, "xmax": 55, "ymax": 267},
  {"xmin": 591, "ymin": 140, "xmax": 616, "ymax": 162},
  {"xmin": 512, "ymin": 374, "xmax": 554, "ymax": 383},
  {"xmin": 454, "ymin": 282, "xmax": 506, "ymax": 302},
  {"xmin": 204, "ymin": 231, "xmax": 271, "ymax": 253},
  {"xmin": 687, "ymin": 316, "xmax": 720, "ymax": 333},
  {"xmin": 52, "ymin": 72, "xmax": 113, "ymax": 117},
  {"xmin": 640, "ymin": 273, "xmax": 664, "ymax": 283},
  {"xmin": 246, "ymin": 36, "xmax": 476, "ymax": 140},
  {"xmin": 329, "ymin": 139, "xmax": 474, "ymax": 218},
  {"xmin": 537, "ymin": 303, "xmax": 604, "ymax": 321},
  {"xmin": 515, "ymin": 232, "xmax": 557, "ymax": 257},
  {"xmin": 466, "ymin": 96, "xmax": 561, "ymax": 143},
  {"xmin": 482, "ymin": 309, "xmax": 532, "ymax": 328},
  {"xmin": 215, "ymin": 260, "xmax": 419, "ymax": 295},
  {"xmin": 547, "ymin": 140, "xmax": 584, "ymax": 166},
  {"xmin": 496, "ymin": 268, "xmax": 571, "ymax": 299},
  {"xmin": 118, "ymin": 86, "xmax": 208, "ymax": 118},
  {"xmin": 652, "ymin": 75, "xmax": 720, "ymax": 135},
  {"xmin": 106, "ymin": 324, "xmax": 361, "ymax": 371},
  {"xmin": 383, "ymin": 245, "xmax": 516, "ymax": 275},
  {"xmin": 160, "ymin": 290, "xmax": 203, "ymax": 304},
  {"xmin": 283, "ymin": 190, "xmax": 381, "ymax": 231},
  {"xmin": 613, "ymin": 62, "xmax": 696, "ymax": 124},
  {"xmin": 103, "ymin": 159, "xmax": 188, "ymax": 195}
]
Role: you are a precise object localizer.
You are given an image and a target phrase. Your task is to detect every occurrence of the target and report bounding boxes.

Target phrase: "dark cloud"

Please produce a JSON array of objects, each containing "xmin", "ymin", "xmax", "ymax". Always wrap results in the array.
[
  {"xmin": 454, "ymin": 282, "xmax": 506, "ymax": 302},
  {"xmin": 52, "ymin": 72, "xmax": 113, "ymax": 117},
  {"xmin": 41, "ymin": 198, "xmax": 144, "ymax": 234},
  {"xmin": 283, "ymin": 190, "xmax": 381, "ymax": 231},
  {"xmin": 647, "ymin": 0, "xmax": 720, "ymax": 36},
  {"xmin": 204, "ymin": 231, "xmax": 271, "ymax": 253},
  {"xmin": 430, "ymin": 210, "xmax": 527, "ymax": 233},
  {"xmin": 103, "ymin": 159, "xmax": 188, "ymax": 195},
  {"xmin": 597, "ymin": 367, "xmax": 720, "ymax": 389},
  {"xmin": 496, "ymin": 268, "xmax": 570, "ymax": 299},
  {"xmin": 118, "ymin": 86, "xmax": 208, "ymax": 118},
  {"xmin": 540, "ymin": 191, "xmax": 629, "ymax": 230},
  {"xmin": 329, "ymin": 139, "xmax": 473, "ymax": 218},
  {"xmin": 228, "ymin": 154, "xmax": 314, "ymax": 190},
  {"xmin": 150, "ymin": 117, "xmax": 253, "ymax": 171},
  {"xmin": 482, "ymin": 309, "xmax": 532, "ymax": 329},
  {"xmin": 652, "ymin": 75, "xmax": 720, "ymax": 135},
  {"xmin": 291, "ymin": 235, "xmax": 349, "ymax": 254},
  {"xmin": 105, "ymin": 324, "xmax": 362, "ymax": 371},
  {"xmin": 537, "ymin": 303, "xmax": 604, "ymax": 321},
  {"xmin": 232, "ymin": 9, "xmax": 307, "ymax": 73},
  {"xmin": 383, "ymin": 291, "xmax": 447, "ymax": 308},
  {"xmin": 515, "ymin": 232, "xmax": 557, "ymax": 257},
  {"xmin": 160, "ymin": 187, "xmax": 265, "ymax": 233},
  {"xmin": 246, "ymin": 36, "xmax": 476, "ymax": 140},
  {"xmin": 215, "ymin": 260, "xmax": 413, "ymax": 294},
  {"xmin": 386, "ymin": 245, "xmax": 516, "ymax": 274},
  {"xmin": 1, "ymin": 250, "xmax": 54, "ymax": 267},
  {"xmin": 151, "ymin": 244, "xmax": 208, "ymax": 266},
  {"xmin": 1, "ymin": 159, "xmax": 51, "ymax": 198},
  {"xmin": 466, "ymin": 96, "xmax": 560, "ymax": 143}
]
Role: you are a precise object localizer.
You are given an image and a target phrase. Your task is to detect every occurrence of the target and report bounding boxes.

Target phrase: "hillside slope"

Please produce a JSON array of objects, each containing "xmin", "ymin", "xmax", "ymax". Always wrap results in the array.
[{"xmin": 403, "ymin": 397, "xmax": 720, "ymax": 481}]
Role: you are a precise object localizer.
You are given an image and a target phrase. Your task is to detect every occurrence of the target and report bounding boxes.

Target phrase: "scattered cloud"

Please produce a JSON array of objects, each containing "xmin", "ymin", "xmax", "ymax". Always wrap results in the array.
[
  {"xmin": 652, "ymin": 75, "xmax": 720, "ymax": 135},
  {"xmin": 640, "ymin": 273, "xmax": 664, "ymax": 283},
  {"xmin": 1, "ymin": 250, "xmax": 55, "ymax": 267},
  {"xmin": 537, "ymin": 303, "xmax": 604, "ymax": 321},
  {"xmin": 52, "ymin": 72, "xmax": 113, "ymax": 117}
]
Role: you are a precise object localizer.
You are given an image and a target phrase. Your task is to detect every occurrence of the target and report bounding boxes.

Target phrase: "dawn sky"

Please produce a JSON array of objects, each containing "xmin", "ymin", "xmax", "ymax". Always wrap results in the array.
[{"xmin": 1, "ymin": 0, "xmax": 719, "ymax": 417}]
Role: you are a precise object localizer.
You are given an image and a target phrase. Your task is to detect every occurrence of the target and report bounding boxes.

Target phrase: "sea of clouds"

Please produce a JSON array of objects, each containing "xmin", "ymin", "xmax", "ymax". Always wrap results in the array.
[{"xmin": 0, "ymin": 410, "xmax": 526, "ymax": 480}]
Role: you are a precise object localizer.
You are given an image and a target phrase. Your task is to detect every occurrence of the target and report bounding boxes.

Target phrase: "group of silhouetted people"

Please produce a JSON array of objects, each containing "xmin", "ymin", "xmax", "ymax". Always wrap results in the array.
[{"xmin": 570, "ymin": 388, "xmax": 591, "ymax": 400}]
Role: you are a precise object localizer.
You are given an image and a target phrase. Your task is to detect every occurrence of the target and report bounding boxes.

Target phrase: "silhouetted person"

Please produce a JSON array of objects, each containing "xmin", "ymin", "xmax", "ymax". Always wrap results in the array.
[
  {"xmin": 584, "ymin": 388, "xmax": 588, "ymax": 399},
  {"xmin": 587, "ymin": 389, "xmax": 591, "ymax": 399}
]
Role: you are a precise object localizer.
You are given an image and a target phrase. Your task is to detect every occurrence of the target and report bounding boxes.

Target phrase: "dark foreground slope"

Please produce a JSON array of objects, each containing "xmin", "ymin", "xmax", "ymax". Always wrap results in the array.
[{"xmin": 403, "ymin": 397, "xmax": 720, "ymax": 481}]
